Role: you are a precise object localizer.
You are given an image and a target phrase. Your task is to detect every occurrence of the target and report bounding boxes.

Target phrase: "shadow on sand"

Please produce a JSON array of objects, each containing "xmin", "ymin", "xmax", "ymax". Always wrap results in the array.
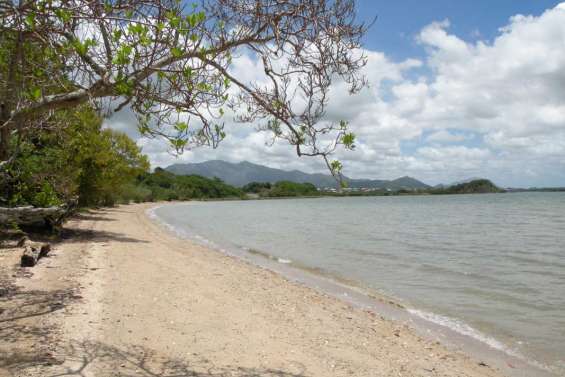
[
  {"xmin": 4, "ymin": 339, "xmax": 308, "ymax": 377},
  {"xmin": 71, "ymin": 213, "xmax": 118, "ymax": 222},
  {"xmin": 0, "ymin": 276, "xmax": 81, "ymax": 373},
  {"xmin": 59, "ymin": 227, "xmax": 150, "ymax": 245}
]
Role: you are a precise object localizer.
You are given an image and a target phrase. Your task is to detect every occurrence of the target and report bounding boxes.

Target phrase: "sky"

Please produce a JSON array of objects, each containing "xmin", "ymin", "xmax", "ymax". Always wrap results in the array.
[{"xmin": 105, "ymin": 1, "xmax": 565, "ymax": 188}]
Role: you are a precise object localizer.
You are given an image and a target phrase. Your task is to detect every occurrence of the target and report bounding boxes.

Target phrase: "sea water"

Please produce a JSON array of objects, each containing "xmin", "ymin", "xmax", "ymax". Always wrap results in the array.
[{"xmin": 151, "ymin": 192, "xmax": 565, "ymax": 375}]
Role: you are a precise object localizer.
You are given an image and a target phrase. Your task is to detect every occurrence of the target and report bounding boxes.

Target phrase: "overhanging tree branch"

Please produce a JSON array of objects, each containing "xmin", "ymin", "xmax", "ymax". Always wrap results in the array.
[{"xmin": 1, "ymin": 0, "xmax": 369, "ymax": 182}]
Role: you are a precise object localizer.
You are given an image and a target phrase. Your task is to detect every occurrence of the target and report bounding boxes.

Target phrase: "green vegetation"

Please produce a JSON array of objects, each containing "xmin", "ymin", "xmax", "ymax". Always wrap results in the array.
[
  {"xmin": 268, "ymin": 181, "xmax": 320, "ymax": 197},
  {"xmin": 132, "ymin": 168, "xmax": 244, "ymax": 202},
  {"xmin": 318, "ymin": 179, "xmax": 504, "ymax": 196},
  {"xmin": 0, "ymin": 106, "xmax": 149, "ymax": 208},
  {"xmin": 242, "ymin": 181, "xmax": 319, "ymax": 198},
  {"xmin": 241, "ymin": 182, "xmax": 272, "ymax": 194},
  {"xmin": 0, "ymin": 104, "xmax": 245, "ymax": 212},
  {"xmin": 430, "ymin": 179, "xmax": 504, "ymax": 195}
]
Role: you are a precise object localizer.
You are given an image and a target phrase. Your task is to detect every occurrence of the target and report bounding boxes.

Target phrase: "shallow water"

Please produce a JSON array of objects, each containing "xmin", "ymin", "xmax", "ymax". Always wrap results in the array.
[{"xmin": 153, "ymin": 192, "xmax": 565, "ymax": 375}]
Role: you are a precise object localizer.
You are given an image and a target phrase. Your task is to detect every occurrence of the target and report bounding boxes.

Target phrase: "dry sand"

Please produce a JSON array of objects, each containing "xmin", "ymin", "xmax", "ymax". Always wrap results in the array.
[{"xmin": 0, "ymin": 203, "xmax": 508, "ymax": 377}]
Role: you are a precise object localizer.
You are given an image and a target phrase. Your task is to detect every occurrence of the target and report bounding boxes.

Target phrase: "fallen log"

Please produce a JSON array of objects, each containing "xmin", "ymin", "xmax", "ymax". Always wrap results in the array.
[
  {"xmin": 0, "ymin": 204, "xmax": 72, "ymax": 231},
  {"xmin": 20, "ymin": 241, "xmax": 51, "ymax": 267}
]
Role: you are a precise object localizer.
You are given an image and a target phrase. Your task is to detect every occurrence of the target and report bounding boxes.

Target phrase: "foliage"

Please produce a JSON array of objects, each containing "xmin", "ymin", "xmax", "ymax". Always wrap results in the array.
[
  {"xmin": 133, "ymin": 168, "xmax": 244, "ymax": 201},
  {"xmin": 241, "ymin": 182, "xmax": 272, "ymax": 194},
  {"xmin": 430, "ymin": 180, "xmax": 504, "ymax": 195},
  {"xmin": 255, "ymin": 181, "xmax": 320, "ymax": 198},
  {"xmin": 1, "ymin": 0, "xmax": 368, "ymax": 181},
  {"xmin": 0, "ymin": 106, "xmax": 150, "ymax": 207}
]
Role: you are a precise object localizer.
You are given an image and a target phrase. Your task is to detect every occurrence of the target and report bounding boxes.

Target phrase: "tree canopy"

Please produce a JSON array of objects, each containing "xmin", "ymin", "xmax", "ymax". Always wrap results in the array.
[
  {"xmin": 1, "ymin": 0, "xmax": 368, "ymax": 181},
  {"xmin": 0, "ymin": 105, "xmax": 150, "ymax": 207}
]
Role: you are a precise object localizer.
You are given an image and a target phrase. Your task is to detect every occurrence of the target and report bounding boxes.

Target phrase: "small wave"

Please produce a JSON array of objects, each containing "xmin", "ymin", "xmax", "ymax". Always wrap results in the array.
[
  {"xmin": 146, "ymin": 205, "xmax": 183, "ymax": 237},
  {"xmin": 407, "ymin": 308, "xmax": 512, "ymax": 353},
  {"xmin": 146, "ymin": 206, "xmax": 218, "ymax": 248},
  {"xmin": 404, "ymin": 308, "xmax": 556, "ymax": 373},
  {"xmin": 243, "ymin": 248, "xmax": 292, "ymax": 264}
]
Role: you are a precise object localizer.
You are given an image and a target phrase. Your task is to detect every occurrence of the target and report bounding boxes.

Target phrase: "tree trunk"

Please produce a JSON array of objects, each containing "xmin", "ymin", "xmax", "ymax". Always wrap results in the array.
[
  {"xmin": 0, "ymin": 205, "xmax": 69, "ymax": 230},
  {"xmin": 0, "ymin": 28, "xmax": 23, "ymax": 163},
  {"xmin": 0, "ymin": 105, "xmax": 11, "ymax": 163}
]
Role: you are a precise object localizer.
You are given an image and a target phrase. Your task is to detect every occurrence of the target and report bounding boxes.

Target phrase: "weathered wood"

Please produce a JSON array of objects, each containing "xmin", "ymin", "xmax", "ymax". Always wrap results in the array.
[
  {"xmin": 16, "ymin": 235, "xmax": 29, "ymax": 247},
  {"xmin": 39, "ymin": 243, "xmax": 51, "ymax": 258},
  {"xmin": 20, "ymin": 241, "xmax": 51, "ymax": 267},
  {"xmin": 21, "ymin": 244, "xmax": 41, "ymax": 267},
  {"xmin": 0, "ymin": 205, "xmax": 70, "ymax": 230}
]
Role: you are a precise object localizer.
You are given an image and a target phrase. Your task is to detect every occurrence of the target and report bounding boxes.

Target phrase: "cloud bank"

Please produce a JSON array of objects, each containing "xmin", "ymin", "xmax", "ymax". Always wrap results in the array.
[{"xmin": 105, "ymin": 3, "xmax": 565, "ymax": 187}]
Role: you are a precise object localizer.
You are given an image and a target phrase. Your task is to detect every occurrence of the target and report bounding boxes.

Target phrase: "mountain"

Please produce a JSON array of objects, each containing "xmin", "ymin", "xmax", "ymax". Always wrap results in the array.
[{"xmin": 165, "ymin": 160, "xmax": 430, "ymax": 190}]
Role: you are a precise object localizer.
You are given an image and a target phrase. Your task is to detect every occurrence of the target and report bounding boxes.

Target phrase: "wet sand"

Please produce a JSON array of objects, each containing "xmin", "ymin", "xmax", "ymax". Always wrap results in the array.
[{"xmin": 0, "ymin": 203, "xmax": 508, "ymax": 377}]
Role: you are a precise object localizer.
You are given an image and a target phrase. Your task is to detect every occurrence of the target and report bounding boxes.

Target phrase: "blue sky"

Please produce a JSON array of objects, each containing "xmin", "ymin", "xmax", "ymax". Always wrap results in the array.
[
  {"xmin": 357, "ymin": 0, "xmax": 562, "ymax": 59},
  {"xmin": 111, "ymin": 1, "xmax": 565, "ymax": 187}
]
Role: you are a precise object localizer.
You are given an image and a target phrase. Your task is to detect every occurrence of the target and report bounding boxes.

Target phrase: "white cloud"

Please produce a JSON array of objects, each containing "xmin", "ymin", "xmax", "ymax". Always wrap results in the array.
[{"xmin": 105, "ymin": 3, "xmax": 565, "ymax": 187}]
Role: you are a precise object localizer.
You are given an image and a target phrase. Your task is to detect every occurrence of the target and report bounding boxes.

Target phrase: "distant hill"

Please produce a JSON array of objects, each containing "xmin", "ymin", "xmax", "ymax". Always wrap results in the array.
[
  {"xmin": 165, "ymin": 160, "xmax": 430, "ymax": 190},
  {"xmin": 435, "ymin": 177, "xmax": 485, "ymax": 189},
  {"xmin": 433, "ymin": 179, "xmax": 504, "ymax": 194}
]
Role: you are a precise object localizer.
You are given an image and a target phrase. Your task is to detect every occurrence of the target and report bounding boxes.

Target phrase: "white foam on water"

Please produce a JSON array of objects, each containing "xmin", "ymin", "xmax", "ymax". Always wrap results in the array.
[
  {"xmin": 406, "ymin": 308, "xmax": 561, "ymax": 373},
  {"xmin": 277, "ymin": 258, "xmax": 292, "ymax": 264},
  {"xmin": 146, "ymin": 205, "xmax": 200, "ymax": 242},
  {"xmin": 407, "ymin": 308, "xmax": 511, "ymax": 353},
  {"xmin": 405, "ymin": 308, "xmax": 555, "ymax": 374}
]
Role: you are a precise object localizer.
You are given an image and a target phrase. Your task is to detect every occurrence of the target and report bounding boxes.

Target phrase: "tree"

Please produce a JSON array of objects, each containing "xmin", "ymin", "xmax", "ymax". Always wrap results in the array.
[
  {"xmin": 0, "ymin": 105, "xmax": 149, "ymax": 207},
  {"xmin": 1, "ymin": 0, "xmax": 368, "ymax": 182},
  {"xmin": 69, "ymin": 111, "xmax": 150, "ymax": 206}
]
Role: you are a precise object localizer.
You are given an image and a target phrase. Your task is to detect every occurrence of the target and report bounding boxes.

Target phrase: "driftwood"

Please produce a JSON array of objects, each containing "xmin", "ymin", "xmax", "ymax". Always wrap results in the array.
[
  {"xmin": 0, "ymin": 204, "xmax": 72, "ymax": 231},
  {"xmin": 20, "ymin": 238, "xmax": 51, "ymax": 267}
]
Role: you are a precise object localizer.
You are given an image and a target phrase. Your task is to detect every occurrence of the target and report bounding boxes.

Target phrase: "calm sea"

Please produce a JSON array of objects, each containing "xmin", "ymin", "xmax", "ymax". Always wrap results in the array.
[{"xmin": 151, "ymin": 193, "xmax": 565, "ymax": 375}]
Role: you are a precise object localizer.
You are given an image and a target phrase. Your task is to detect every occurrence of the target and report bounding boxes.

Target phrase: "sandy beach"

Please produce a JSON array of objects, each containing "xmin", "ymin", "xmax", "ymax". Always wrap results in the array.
[{"xmin": 0, "ymin": 203, "xmax": 508, "ymax": 377}]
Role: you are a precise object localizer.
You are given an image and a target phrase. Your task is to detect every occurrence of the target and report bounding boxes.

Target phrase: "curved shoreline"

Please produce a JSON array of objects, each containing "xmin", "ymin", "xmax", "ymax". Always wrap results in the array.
[
  {"xmin": 148, "ymin": 201, "xmax": 556, "ymax": 377},
  {"xmin": 0, "ymin": 203, "xmax": 549, "ymax": 377}
]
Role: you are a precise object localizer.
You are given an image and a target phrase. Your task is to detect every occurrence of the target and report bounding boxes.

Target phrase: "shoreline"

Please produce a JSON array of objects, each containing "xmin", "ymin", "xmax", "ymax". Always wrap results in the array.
[
  {"xmin": 148, "ymin": 202, "xmax": 555, "ymax": 377},
  {"xmin": 0, "ymin": 203, "xmax": 551, "ymax": 376}
]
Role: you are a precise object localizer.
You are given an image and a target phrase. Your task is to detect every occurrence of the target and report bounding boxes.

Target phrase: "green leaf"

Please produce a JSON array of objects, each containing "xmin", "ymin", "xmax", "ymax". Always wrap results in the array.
[
  {"xmin": 25, "ymin": 13, "xmax": 35, "ymax": 29},
  {"xmin": 330, "ymin": 160, "xmax": 343, "ymax": 174},
  {"xmin": 183, "ymin": 67, "xmax": 193, "ymax": 78},
  {"xmin": 174, "ymin": 122, "xmax": 188, "ymax": 132},
  {"xmin": 30, "ymin": 87, "xmax": 41, "ymax": 100},
  {"xmin": 341, "ymin": 132, "xmax": 356, "ymax": 150},
  {"xmin": 73, "ymin": 40, "xmax": 88, "ymax": 56},
  {"xmin": 55, "ymin": 8, "xmax": 71, "ymax": 23},
  {"xmin": 113, "ymin": 45, "xmax": 133, "ymax": 65},
  {"xmin": 171, "ymin": 47, "xmax": 183, "ymax": 58},
  {"xmin": 115, "ymin": 79, "xmax": 133, "ymax": 96}
]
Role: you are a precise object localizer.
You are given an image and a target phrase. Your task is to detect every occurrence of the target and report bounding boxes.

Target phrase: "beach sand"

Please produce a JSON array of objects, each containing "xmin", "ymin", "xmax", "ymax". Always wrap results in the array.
[{"xmin": 0, "ymin": 203, "xmax": 507, "ymax": 377}]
